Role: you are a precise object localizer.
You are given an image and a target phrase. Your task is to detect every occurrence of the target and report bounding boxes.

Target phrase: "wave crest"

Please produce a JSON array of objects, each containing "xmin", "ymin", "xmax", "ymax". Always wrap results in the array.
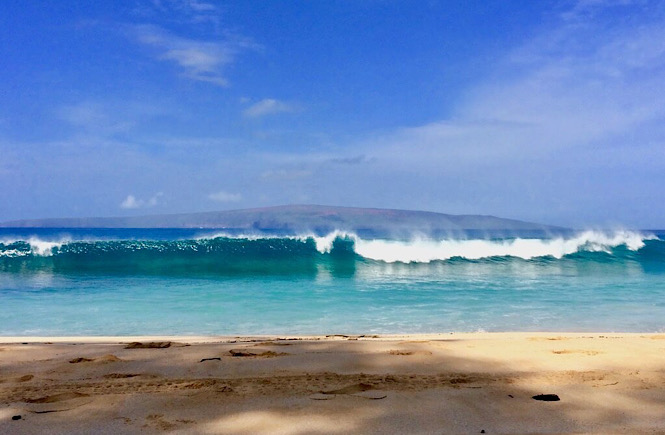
[{"xmin": 353, "ymin": 230, "xmax": 654, "ymax": 263}]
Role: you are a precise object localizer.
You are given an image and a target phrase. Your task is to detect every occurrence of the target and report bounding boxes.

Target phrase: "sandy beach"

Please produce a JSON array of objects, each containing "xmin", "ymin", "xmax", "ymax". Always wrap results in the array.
[{"xmin": 1, "ymin": 333, "xmax": 664, "ymax": 434}]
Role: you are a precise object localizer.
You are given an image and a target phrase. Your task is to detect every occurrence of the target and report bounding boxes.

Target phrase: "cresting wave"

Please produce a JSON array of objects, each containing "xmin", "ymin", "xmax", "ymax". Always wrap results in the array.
[
  {"xmin": 352, "ymin": 230, "xmax": 656, "ymax": 262},
  {"xmin": 0, "ymin": 230, "xmax": 658, "ymax": 263}
]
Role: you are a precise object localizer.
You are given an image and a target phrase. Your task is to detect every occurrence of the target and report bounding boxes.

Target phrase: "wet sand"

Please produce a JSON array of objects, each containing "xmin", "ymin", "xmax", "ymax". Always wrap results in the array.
[{"xmin": 1, "ymin": 333, "xmax": 664, "ymax": 434}]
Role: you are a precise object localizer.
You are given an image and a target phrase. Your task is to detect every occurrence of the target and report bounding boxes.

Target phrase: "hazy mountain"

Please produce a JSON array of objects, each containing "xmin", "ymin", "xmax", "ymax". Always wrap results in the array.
[{"xmin": 0, "ymin": 205, "xmax": 566, "ymax": 236}]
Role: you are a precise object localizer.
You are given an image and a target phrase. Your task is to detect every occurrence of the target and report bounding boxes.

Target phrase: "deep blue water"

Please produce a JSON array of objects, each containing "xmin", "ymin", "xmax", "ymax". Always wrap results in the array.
[{"xmin": 1, "ymin": 228, "xmax": 664, "ymax": 335}]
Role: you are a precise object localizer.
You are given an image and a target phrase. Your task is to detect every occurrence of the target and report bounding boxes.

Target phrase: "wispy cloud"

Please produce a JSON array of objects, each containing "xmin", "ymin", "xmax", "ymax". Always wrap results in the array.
[
  {"xmin": 328, "ymin": 155, "xmax": 372, "ymax": 165},
  {"xmin": 56, "ymin": 100, "xmax": 171, "ymax": 138},
  {"xmin": 132, "ymin": 24, "xmax": 258, "ymax": 86},
  {"xmin": 208, "ymin": 190, "xmax": 242, "ymax": 202},
  {"xmin": 186, "ymin": 0, "xmax": 216, "ymax": 12},
  {"xmin": 560, "ymin": 0, "xmax": 636, "ymax": 22},
  {"xmin": 146, "ymin": 0, "xmax": 220, "ymax": 25},
  {"xmin": 242, "ymin": 99, "xmax": 295, "ymax": 118},
  {"xmin": 341, "ymin": 1, "xmax": 665, "ymax": 225},
  {"xmin": 366, "ymin": 3, "xmax": 665, "ymax": 164},
  {"xmin": 120, "ymin": 192, "xmax": 163, "ymax": 209}
]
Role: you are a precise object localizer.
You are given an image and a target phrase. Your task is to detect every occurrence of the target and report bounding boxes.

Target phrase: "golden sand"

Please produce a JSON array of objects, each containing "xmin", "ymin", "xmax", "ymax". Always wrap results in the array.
[{"xmin": 1, "ymin": 333, "xmax": 664, "ymax": 434}]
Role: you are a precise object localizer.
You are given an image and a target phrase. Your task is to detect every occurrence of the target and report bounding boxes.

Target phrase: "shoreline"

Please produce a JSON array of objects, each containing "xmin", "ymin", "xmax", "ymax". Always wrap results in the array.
[
  {"xmin": 1, "ymin": 331, "xmax": 661, "ymax": 343},
  {"xmin": 2, "ymin": 332, "xmax": 664, "ymax": 433}
]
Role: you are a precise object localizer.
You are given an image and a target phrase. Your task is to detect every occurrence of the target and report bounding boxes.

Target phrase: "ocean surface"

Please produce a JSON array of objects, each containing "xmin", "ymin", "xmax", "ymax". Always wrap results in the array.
[{"xmin": 1, "ymin": 228, "xmax": 664, "ymax": 336}]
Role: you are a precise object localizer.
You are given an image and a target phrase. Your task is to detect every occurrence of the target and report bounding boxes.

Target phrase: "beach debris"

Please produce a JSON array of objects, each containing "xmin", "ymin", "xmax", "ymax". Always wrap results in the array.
[
  {"xmin": 12, "ymin": 415, "xmax": 21, "ymax": 421},
  {"xmin": 388, "ymin": 350, "xmax": 414, "ymax": 355},
  {"xmin": 18, "ymin": 374, "xmax": 34, "ymax": 382},
  {"xmin": 200, "ymin": 357, "xmax": 222, "ymax": 362},
  {"xmin": 532, "ymin": 394, "xmax": 560, "ymax": 401},
  {"xmin": 229, "ymin": 350, "xmax": 258, "ymax": 357},
  {"xmin": 125, "ymin": 341, "xmax": 171, "ymax": 349},
  {"xmin": 388, "ymin": 349, "xmax": 432, "ymax": 356},
  {"xmin": 69, "ymin": 357, "xmax": 94, "ymax": 363},
  {"xmin": 229, "ymin": 349, "xmax": 287, "ymax": 357},
  {"xmin": 104, "ymin": 373, "xmax": 140, "ymax": 379}
]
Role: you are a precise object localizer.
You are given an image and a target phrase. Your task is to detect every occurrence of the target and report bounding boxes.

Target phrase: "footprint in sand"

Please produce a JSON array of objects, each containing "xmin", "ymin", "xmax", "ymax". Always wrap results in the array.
[
  {"xmin": 254, "ymin": 341, "xmax": 294, "ymax": 347},
  {"xmin": 24, "ymin": 392, "xmax": 92, "ymax": 413},
  {"xmin": 388, "ymin": 350, "xmax": 432, "ymax": 356},
  {"xmin": 103, "ymin": 373, "xmax": 140, "ymax": 379},
  {"xmin": 124, "ymin": 341, "xmax": 172, "ymax": 349},
  {"xmin": 310, "ymin": 383, "xmax": 387, "ymax": 400},
  {"xmin": 552, "ymin": 350, "xmax": 602, "ymax": 356},
  {"xmin": 143, "ymin": 414, "xmax": 195, "ymax": 430},
  {"xmin": 69, "ymin": 354, "xmax": 122, "ymax": 364},
  {"xmin": 229, "ymin": 349, "xmax": 288, "ymax": 358},
  {"xmin": 69, "ymin": 357, "xmax": 94, "ymax": 363}
]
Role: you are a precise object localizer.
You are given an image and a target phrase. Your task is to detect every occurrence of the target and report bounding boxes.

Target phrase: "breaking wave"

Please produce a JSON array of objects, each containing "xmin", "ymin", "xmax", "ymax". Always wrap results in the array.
[
  {"xmin": 351, "ymin": 230, "xmax": 656, "ymax": 262},
  {"xmin": 0, "ymin": 230, "xmax": 661, "ymax": 275}
]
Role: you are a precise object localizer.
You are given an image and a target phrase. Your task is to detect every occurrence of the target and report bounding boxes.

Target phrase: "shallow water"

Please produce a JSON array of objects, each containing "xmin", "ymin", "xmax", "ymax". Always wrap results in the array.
[{"xmin": 1, "ymin": 228, "xmax": 664, "ymax": 335}]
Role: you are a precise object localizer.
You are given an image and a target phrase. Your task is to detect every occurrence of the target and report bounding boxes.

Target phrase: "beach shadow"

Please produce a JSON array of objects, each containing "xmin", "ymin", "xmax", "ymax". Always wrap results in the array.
[{"xmin": 1, "ymin": 338, "xmax": 664, "ymax": 434}]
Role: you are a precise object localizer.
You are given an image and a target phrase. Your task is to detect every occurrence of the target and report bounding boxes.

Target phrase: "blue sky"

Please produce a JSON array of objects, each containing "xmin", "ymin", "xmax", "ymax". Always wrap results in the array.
[{"xmin": 1, "ymin": 0, "xmax": 664, "ymax": 228}]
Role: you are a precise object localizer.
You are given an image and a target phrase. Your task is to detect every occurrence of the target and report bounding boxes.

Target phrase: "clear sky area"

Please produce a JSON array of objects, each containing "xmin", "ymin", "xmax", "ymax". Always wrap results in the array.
[{"xmin": 1, "ymin": 0, "xmax": 664, "ymax": 228}]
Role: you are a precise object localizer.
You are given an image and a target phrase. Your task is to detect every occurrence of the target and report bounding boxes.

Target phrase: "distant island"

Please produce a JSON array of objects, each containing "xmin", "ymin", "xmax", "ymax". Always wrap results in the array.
[{"xmin": 0, "ymin": 205, "xmax": 566, "ymax": 236}]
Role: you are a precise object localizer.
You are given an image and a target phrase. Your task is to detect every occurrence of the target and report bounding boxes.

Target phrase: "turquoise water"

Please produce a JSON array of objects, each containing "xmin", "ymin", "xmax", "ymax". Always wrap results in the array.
[{"xmin": 1, "ymin": 228, "xmax": 664, "ymax": 335}]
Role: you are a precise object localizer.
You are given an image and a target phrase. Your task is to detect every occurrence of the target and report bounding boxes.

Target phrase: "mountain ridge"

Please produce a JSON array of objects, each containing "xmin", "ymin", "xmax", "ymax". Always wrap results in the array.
[{"xmin": 0, "ymin": 204, "xmax": 566, "ymax": 234}]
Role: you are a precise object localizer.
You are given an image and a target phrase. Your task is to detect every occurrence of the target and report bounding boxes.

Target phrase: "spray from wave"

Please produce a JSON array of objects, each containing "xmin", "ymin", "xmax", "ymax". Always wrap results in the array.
[{"xmin": 351, "ymin": 230, "xmax": 655, "ymax": 263}]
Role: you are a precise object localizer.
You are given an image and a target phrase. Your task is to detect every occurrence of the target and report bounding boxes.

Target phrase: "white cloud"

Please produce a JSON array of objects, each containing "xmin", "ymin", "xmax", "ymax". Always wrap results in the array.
[
  {"xmin": 133, "ymin": 24, "xmax": 258, "ymax": 87},
  {"xmin": 120, "ymin": 192, "xmax": 163, "ymax": 209},
  {"xmin": 120, "ymin": 195, "xmax": 141, "ymax": 209},
  {"xmin": 208, "ymin": 190, "xmax": 242, "ymax": 202},
  {"xmin": 363, "ymin": 3, "xmax": 665, "ymax": 171},
  {"xmin": 243, "ymin": 99, "xmax": 294, "ymax": 118}
]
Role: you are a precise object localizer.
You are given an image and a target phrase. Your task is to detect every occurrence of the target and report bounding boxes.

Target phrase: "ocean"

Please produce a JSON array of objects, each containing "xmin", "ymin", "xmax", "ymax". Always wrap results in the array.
[{"xmin": 1, "ymin": 228, "xmax": 664, "ymax": 336}]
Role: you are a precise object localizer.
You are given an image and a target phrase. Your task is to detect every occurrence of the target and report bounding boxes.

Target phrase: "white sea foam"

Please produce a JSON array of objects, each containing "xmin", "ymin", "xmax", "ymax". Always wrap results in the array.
[
  {"xmin": 352, "ymin": 230, "xmax": 654, "ymax": 263},
  {"xmin": 0, "ymin": 237, "xmax": 70, "ymax": 257},
  {"xmin": 0, "ymin": 249, "xmax": 28, "ymax": 258}
]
